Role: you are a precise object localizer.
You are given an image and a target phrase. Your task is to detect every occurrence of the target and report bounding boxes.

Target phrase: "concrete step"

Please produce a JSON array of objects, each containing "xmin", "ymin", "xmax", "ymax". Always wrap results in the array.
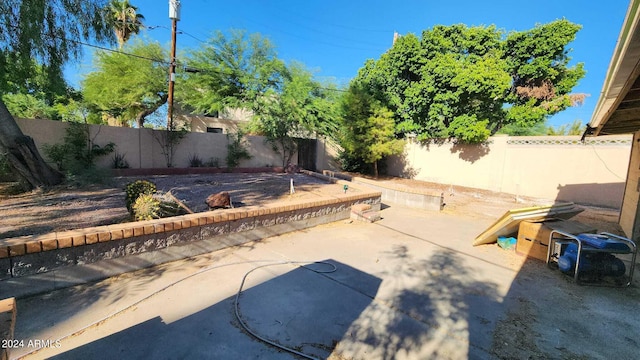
[{"xmin": 351, "ymin": 204, "xmax": 380, "ymax": 223}]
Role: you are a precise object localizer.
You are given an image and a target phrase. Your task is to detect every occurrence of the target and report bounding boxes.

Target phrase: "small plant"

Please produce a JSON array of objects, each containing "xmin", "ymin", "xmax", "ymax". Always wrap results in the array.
[
  {"xmin": 154, "ymin": 125, "xmax": 188, "ymax": 168},
  {"xmin": 205, "ymin": 157, "xmax": 220, "ymax": 168},
  {"xmin": 226, "ymin": 131, "xmax": 252, "ymax": 170},
  {"xmin": 125, "ymin": 180, "xmax": 157, "ymax": 214},
  {"xmin": 188, "ymin": 153, "xmax": 204, "ymax": 167},
  {"xmin": 132, "ymin": 191, "xmax": 186, "ymax": 220},
  {"xmin": 43, "ymin": 143, "xmax": 68, "ymax": 171},
  {"xmin": 112, "ymin": 151, "xmax": 129, "ymax": 169},
  {"xmin": 132, "ymin": 193, "xmax": 161, "ymax": 220},
  {"xmin": 42, "ymin": 122, "xmax": 115, "ymax": 183}
]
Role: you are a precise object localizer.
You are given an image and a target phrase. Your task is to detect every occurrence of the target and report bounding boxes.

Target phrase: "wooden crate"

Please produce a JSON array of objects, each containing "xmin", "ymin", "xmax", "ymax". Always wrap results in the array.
[{"xmin": 516, "ymin": 219, "xmax": 597, "ymax": 261}]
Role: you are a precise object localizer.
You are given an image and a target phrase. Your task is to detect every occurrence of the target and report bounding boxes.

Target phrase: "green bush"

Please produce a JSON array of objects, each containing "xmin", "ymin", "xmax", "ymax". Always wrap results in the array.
[
  {"xmin": 43, "ymin": 122, "xmax": 115, "ymax": 184},
  {"xmin": 188, "ymin": 153, "xmax": 204, "ymax": 167},
  {"xmin": 112, "ymin": 151, "xmax": 129, "ymax": 169},
  {"xmin": 125, "ymin": 180, "xmax": 157, "ymax": 214},
  {"xmin": 226, "ymin": 132, "xmax": 252, "ymax": 169}
]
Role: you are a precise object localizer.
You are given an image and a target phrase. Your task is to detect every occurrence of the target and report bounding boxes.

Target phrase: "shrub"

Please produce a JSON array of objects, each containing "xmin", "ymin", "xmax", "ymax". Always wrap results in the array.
[
  {"xmin": 188, "ymin": 153, "xmax": 204, "ymax": 167},
  {"xmin": 112, "ymin": 151, "xmax": 129, "ymax": 169},
  {"xmin": 205, "ymin": 157, "xmax": 220, "ymax": 168},
  {"xmin": 226, "ymin": 132, "xmax": 252, "ymax": 169},
  {"xmin": 42, "ymin": 122, "xmax": 115, "ymax": 185},
  {"xmin": 125, "ymin": 180, "xmax": 157, "ymax": 214}
]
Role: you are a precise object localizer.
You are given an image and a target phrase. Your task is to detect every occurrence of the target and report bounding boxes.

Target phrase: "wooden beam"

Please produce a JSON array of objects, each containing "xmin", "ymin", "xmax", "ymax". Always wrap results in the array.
[
  {"xmin": 621, "ymin": 88, "xmax": 640, "ymax": 102},
  {"xmin": 608, "ymin": 107, "xmax": 640, "ymax": 122}
]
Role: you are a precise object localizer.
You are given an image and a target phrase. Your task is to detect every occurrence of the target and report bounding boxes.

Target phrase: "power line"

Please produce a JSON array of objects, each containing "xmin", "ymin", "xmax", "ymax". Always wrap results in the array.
[
  {"xmin": 148, "ymin": 25, "xmax": 208, "ymax": 44},
  {"xmin": 0, "ymin": 19, "xmax": 351, "ymax": 93},
  {"xmin": 70, "ymin": 38, "xmax": 171, "ymax": 65}
]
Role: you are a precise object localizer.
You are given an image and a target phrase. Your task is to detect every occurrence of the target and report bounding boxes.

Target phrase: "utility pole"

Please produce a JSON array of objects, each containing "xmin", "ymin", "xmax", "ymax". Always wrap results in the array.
[{"xmin": 167, "ymin": 0, "xmax": 181, "ymax": 129}]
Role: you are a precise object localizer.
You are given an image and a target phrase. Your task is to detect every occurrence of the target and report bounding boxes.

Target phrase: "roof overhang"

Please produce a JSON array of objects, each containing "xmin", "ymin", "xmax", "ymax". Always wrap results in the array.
[{"xmin": 588, "ymin": 0, "xmax": 640, "ymax": 136}]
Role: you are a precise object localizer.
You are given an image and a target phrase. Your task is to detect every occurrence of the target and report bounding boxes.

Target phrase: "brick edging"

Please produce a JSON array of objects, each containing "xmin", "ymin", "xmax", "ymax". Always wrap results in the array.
[
  {"xmin": 0, "ymin": 193, "xmax": 380, "ymax": 260},
  {"xmin": 0, "ymin": 188, "xmax": 382, "ymax": 286}
]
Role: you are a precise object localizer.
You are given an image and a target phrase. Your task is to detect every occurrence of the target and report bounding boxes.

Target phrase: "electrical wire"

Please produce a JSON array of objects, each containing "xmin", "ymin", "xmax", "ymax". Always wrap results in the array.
[
  {"xmin": 589, "ymin": 143, "xmax": 626, "ymax": 181},
  {"xmin": 148, "ymin": 24, "xmax": 208, "ymax": 44},
  {"xmin": 1, "ymin": 18, "xmax": 350, "ymax": 94}
]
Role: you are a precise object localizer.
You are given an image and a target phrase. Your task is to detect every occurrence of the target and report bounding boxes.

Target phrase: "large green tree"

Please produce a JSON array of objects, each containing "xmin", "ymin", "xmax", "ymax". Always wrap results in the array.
[
  {"xmin": 177, "ymin": 30, "xmax": 287, "ymax": 115},
  {"xmin": 340, "ymin": 83, "xmax": 404, "ymax": 177},
  {"xmin": 178, "ymin": 31, "xmax": 340, "ymax": 170},
  {"xmin": 357, "ymin": 20, "xmax": 585, "ymax": 143},
  {"xmin": 83, "ymin": 39, "xmax": 168, "ymax": 128},
  {"xmin": 251, "ymin": 63, "xmax": 340, "ymax": 168},
  {"xmin": 0, "ymin": 0, "xmax": 114, "ymax": 189},
  {"xmin": 0, "ymin": 52, "xmax": 71, "ymax": 105}
]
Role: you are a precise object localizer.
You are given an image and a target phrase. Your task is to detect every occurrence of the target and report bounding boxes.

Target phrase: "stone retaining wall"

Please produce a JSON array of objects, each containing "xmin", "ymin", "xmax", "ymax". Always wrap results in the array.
[
  {"xmin": 0, "ymin": 190, "xmax": 381, "ymax": 298},
  {"xmin": 320, "ymin": 170, "xmax": 444, "ymax": 211}
]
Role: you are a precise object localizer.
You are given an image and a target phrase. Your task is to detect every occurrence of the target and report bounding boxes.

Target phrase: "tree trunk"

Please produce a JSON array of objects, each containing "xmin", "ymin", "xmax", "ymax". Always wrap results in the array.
[
  {"xmin": 373, "ymin": 160, "xmax": 379, "ymax": 178},
  {"xmin": 0, "ymin": 99, "xmax": 63, "ymax": 190},
  {"xmin": 135, "ymin": 94, "xmax": 168, "ymax": 128}
]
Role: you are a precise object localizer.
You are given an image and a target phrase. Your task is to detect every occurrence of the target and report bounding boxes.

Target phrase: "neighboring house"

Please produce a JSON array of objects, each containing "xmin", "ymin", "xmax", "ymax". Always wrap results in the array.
[
  {"xmin": 586, "ymin": 0, "xmax": 640, "ymax": 240},
  {"xmin": 174, "ymin": 105, "xmax": 253, "ymax": 134}
]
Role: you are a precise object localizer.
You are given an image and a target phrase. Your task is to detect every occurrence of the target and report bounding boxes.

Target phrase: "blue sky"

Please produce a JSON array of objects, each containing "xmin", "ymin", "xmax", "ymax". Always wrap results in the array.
[{"xmin": 70, "ymin": 0, "xmax": 632, "ymax": 127}]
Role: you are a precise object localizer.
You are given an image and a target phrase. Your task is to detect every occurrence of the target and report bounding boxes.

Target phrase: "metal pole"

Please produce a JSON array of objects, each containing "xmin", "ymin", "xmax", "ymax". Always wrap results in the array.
[{"xmin": 167, "ymin": 17, "xmax": 177, "ymax": 130}]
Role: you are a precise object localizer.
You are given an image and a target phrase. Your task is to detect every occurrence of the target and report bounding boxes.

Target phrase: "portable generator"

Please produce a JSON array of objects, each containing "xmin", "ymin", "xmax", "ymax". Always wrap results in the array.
[{"xmin": 547, "ymin": 231, "xmax": 637, "ymax": 287}]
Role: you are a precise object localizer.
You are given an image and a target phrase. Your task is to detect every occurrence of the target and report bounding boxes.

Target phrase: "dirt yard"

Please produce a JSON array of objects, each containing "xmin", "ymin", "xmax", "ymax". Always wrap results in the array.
[
  {"xmin": 0, "ymin": 172, "xmax": 623, "ymax": 240},
  {"xmin": 0, "ymin": 173, "xmax": 352, "ymax": 239}
]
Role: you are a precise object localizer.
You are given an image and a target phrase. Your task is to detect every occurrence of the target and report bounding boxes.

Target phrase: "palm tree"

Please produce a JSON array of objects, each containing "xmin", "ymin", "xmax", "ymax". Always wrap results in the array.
[{"xmin": 107, "ymin": 0, "xmax": 145, "ymax": 49}]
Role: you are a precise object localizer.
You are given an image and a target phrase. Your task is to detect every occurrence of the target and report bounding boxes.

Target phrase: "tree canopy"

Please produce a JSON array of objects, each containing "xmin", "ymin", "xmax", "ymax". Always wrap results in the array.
[
  {"xmin": 0, "ymin": 0, "xmax": 115, "ymax": 189},
  {"xmin": 340, "ymin": 83, "xmax": 404, "ymax": 177},
  {"xmin": 177, "ymin": 30, "xmax": 287, "ymax": 115},
  {"xmin": 107, "ymin": 0, "xmax": 145, "ymax": 49},
  {"xmin": 83, "ymin": 39, "xmax": 168, "ymax": 127},
  {"xmin": 250, "ymin": 62, "xmax": 340, "ymax": 167},
  {"xmin": 355, "ymin": 20, "xmax": 586, "ymax": 143}
]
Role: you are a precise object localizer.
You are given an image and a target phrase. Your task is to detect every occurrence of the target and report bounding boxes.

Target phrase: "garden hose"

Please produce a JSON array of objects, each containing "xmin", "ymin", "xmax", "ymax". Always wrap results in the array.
[
  {"xmin": 18, "ymin": 260, "xmax": 336, "ymax": 360},
  {"xmin": 233, "ymin": 261, "xmax": 338, "ymax": 360}
]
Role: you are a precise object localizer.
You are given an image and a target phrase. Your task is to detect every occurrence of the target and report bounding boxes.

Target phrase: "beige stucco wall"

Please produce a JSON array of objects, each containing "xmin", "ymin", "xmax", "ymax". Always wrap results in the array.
[
  {"xmin": 16, "ymin": 118, "xmax": 292, "ymax": 170},
  {"xmin": 315, "ymin": 136, "xmax": 341, "ymax": 172},
  {"xmin": 175, "ymin": 114, "xmax": 249, "ymax": 134},
  {"xmin": 387, "ymin": 135, "xmax": 632, "ymax": 208},
  {"xmin": 174, "ymin": 107, "xmax": 253, "ymax": 134},
  {"xmin": 16, "ymin": 117, "xmax": 632, "ymax": 209}
]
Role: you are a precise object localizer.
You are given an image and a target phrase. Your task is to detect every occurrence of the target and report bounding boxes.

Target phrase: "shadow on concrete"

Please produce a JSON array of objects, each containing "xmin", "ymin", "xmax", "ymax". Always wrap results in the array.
[
  {"xmin": 48, "ymin": 260, "xmax": 381, "ymax": 359},
  {"xmin": 337, "ymin": 246, "xmax": 501, "ymax": 359}
]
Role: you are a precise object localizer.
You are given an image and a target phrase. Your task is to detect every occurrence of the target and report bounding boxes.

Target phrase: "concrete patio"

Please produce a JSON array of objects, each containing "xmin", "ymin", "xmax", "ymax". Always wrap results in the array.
[{"xmin": 8, "ymin": 203, "xmax": 640, "ymax": 359}]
